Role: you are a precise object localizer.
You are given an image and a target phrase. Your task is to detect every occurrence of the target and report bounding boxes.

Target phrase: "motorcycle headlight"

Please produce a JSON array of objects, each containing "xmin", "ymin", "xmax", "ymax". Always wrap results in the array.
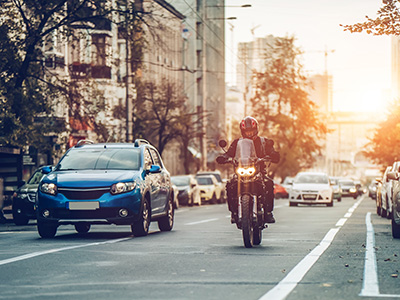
[
  {"xmin": 111, "ymin": 181, "xmax": 136, "ymax": 195},
  {"xmin": 40, "ymin": 183, "xmax": 58, "ymax": 195},
  {"xmin": 236, "ymin": 167, "xmax": 256, "ymax": 176}
]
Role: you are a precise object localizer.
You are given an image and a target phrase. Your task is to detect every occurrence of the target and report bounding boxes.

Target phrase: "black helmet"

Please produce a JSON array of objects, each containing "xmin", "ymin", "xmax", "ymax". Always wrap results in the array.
[{"xmin": 240, "ymin": 116, "xmax": 258, "ymax": 139}]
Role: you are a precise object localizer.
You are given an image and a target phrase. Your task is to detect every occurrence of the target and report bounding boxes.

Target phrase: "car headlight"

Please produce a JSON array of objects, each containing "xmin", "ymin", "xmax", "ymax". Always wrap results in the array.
[
  {"xmin": 111, "ymin": 181, "xmax": 136, "ymax": 195},
  {"xmin": 236, "ymin": 167, "xmax": 256, "ymax": 176},
  {"xmin": 350, "ymin": 188, "xmax": 357, "ymax": 193},
  {"xmin": 40, "ymin": 183, "xmax": 58, "ymax": 195}
]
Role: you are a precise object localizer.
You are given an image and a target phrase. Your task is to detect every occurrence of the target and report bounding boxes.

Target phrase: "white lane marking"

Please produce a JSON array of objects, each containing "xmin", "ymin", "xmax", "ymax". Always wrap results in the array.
[
  {"xmin": 359, "ymin": 213, "xmax": 400, "ymax": 298},
  {"xmin": 335, "ymin": 218, "xmax": 347, "ymax": 227},
  {"xmin": 259, "ymin": 197, "xmax": 364, "ymax": 300},
  {"xmin": 0, "ymin": 238, "xmax": 131, "ymax": 266},
  {"xmin": 185, "ymin": 218, "xmax": 218, "ymax": 226}
]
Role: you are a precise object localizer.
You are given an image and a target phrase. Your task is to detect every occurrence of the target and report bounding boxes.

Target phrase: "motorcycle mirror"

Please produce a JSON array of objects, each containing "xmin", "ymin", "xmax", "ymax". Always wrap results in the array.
[{"xmin": 218, "ymin": 140, "xmax": 227, "ymax": 148}]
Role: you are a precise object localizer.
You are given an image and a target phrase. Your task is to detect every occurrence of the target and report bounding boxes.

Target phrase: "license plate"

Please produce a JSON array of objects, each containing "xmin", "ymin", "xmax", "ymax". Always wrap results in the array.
[
  {"xmin": 303, "ymin": 194, "xmax": 317, "ymax": 200},
  {"xmin": 68, "ymin": 201, "xmax": 99, "ymax": 210}
]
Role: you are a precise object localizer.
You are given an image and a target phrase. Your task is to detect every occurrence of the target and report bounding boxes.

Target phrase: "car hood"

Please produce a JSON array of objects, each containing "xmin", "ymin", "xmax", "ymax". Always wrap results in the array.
[
  {"xmin": 43, "ymin": 170, "xmax": 142, "ymax": 188},
  {"xmin": 292, "ymin": 183, "xmax": 330, "ymax": 191}
]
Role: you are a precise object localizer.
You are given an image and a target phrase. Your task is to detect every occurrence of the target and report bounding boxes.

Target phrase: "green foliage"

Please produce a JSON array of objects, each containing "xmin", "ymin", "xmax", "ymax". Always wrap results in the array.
[
  {"xmin": 250, "ymin": 36, "xmax": 329, "ymax": 179},
  {"xmin": 341, "ymin": 0, "xmax": 400, "ymax": 35},
  {"xmin": 364, "ymin": 102, "xmax": 400, "ymax": 167}
]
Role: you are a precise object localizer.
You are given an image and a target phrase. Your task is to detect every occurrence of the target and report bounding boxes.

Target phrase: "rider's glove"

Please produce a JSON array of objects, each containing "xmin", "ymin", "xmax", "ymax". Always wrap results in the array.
[{"xmin": 216, "ymin": 155, "xmax": 228, "ymax": 164}]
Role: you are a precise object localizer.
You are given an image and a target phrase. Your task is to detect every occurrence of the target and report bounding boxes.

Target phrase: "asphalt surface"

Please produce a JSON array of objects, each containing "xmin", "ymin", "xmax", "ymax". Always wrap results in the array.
[{"xmin": 0, "ymin": 195, "xmax": 399, "ymax": 300}]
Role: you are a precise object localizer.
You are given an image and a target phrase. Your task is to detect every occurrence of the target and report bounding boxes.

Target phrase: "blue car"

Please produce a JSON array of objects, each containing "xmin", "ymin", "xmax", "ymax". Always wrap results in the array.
[{"xmin": 36, "ymin": 139, "xmax": 174, "ymax": 238}]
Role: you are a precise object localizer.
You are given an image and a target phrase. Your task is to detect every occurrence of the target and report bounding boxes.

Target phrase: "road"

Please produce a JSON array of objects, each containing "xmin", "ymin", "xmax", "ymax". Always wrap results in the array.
[{"xmin": 0, "ymin": 195, "xmax": 399, "ymax": 300}]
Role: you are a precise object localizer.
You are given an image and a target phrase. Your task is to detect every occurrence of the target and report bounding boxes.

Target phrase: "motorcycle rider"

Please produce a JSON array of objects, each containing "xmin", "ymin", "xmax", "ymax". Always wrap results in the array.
[{"xmin": 217, "ymin": 116, "xmax": 280, "ymax": 224}]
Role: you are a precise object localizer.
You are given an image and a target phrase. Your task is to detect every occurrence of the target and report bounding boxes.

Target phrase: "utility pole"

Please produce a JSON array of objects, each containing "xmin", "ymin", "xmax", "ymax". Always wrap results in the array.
[{"xmin": 200, "ymin": 0, "xmax": 208, "ymax": 170}]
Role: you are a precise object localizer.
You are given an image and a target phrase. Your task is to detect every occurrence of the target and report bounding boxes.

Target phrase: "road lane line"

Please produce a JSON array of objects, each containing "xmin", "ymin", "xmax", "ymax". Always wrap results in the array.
[
  {"xmin": 359, "ymin": 213, "xmax": 400, "ymax": 298},
  {"xmin": 185, "ymin": 218, "xmax": 218, "ymax": 226},
  {"xmin": 360, "ymin": 212, "xmax": 379, "ymax": 297},
  {"xmin": 259, "ymin": 197, "xmax": 364, "ymax": 300},
  {"xmin": 0, "ymin": 237, "xmax": 131, "ymax": 266}
]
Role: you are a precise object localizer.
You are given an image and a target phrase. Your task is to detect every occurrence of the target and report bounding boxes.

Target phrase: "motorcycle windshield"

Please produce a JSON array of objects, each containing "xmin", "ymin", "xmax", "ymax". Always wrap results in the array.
[{"xmin": 234, "ymin": 138, "xmax": 257, "ymax": 167}]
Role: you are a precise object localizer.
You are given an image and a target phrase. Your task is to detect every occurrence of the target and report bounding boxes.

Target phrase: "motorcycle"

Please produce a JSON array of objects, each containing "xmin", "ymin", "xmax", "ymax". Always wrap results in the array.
[{"xmin": 217, "ymin": 138, "xmax": 271, "ymax": 248}]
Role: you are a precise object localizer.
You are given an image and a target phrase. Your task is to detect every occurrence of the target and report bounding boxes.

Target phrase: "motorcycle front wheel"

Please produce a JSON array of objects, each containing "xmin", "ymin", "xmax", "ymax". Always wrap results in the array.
[{"xmin": 241, "ymin": 194, "xmax": 254, "ymax": 248}]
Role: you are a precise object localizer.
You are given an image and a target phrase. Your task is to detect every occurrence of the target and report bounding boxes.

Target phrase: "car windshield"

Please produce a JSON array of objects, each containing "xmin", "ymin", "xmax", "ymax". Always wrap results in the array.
[
  {"xmin": 27, "ymin": 170, "xmax": 45, "ymax": 184},
  {"xmin": 339, "ymin": 181, "xmax": 354, "ymax": 186},
  {"xmin": 171, "ymin": 176, "xmax": 190, "ymax": 186},
  {"xmin": 197, "ymin": 177, "xmax": 213, "ymax": 185},
  {"xmin": 295, "ymin": 174, "xmax": 329, "ymax": 184},
  {"xmin": 56, "ymin": 148, "xmax": 141, "ymax": 171}
]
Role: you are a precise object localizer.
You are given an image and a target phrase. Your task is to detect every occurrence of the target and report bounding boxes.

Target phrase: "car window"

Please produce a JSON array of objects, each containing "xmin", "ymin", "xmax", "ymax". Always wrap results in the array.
[
  {"xmin": 57, "ymin": 148, "xmax": 140, "ymax": 170},
  {"xmin": 149, "ymin": 148, "xmax": 162, "ymax": 167},
  {"xmin": 143, "ymin": 148, "xmax": 152, "ymax": 170},
  {"xmin": 171, "ymin": 176, "xmax": 190, "ymax": 186},
  {"xmin": 295, "ymin": 174, "xmax": 328, "ymax": 184},
  {"xmin": 27, "ymin": 170, "xmax": 45, "ymax": 184},
  {"xmin": 197, "ymin": 177, "xmax": 213, "ymax": 185}
]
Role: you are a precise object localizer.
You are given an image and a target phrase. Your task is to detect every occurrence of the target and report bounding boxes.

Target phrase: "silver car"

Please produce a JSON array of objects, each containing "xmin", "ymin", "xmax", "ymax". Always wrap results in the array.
[{"xmin": 289, "ymin": 172, "xmax": 333, "ymax": 207}]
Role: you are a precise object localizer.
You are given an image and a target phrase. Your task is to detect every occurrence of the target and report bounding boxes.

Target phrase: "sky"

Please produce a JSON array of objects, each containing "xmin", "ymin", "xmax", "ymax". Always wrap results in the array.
[{"xmin": 225, "ymin": 0, "xmax": 392, "ymax": 113}]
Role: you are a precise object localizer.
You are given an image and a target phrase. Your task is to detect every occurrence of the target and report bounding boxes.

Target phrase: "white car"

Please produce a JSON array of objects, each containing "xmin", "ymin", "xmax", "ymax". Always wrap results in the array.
[
  {"xmin": 289, "ymin": 172, "xmax": 333, "ymax": 207},
  {"xmin": 196, "ymin": 175, "xmax": 220, "ymax": 204},
  {"xmin": 196, "ymin": 171, "xmax": 225, "ymax": 203}
]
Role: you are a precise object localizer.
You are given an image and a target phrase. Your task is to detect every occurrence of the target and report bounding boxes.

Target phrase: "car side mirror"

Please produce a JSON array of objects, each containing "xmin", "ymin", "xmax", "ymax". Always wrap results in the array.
[
  {"xmin": 41, "ymin": 165, "xmax": 53, "ymax": 174},
  {"xmin": 387, "ymin": 171, "xmax": 399, "ymax": 181},
  {"xmin": 148, "ymin": 165, "xmax": 161, "ymax": 174}
]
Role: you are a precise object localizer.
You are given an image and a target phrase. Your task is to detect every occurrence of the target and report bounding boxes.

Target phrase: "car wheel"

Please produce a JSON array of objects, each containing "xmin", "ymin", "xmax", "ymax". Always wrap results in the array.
[
  {"xmin": 289, "ymin": 202, "xmax": 297, "ymax": 207},
  {"xmin": 392, "ymin": 209, "xmax": 400, "ymax": 239},
  {"xmin": 75, "ymin": 223, "xmax": 91, "ymax": 234},
  {"xmin": 12, "ymin": 206, "xmax": 29, "ymax": 226},
  {"xmin": 338, "ymin": 197, "xmax": 342, "ymax": 202},
  {"xmin": 158, "ymin": 194, "xmax": 174, "ymax": 232},
  {"xmin": 37, "ymin": 221, "xmax": 57, "ymax": 238},
  {"xmin": 131, "ymin": 197, "xmax": 151, "ymax": 237},
  {"xmin": 327, "ymin": 200, "xmax": 333, "ymax": 207},
  {"xmin": 382, "ymin": 208, "xmax": 387, "ymax": 218},
  {"xmin": 211, "ymin": 193, "xmax": 217, "ymax": 204}
]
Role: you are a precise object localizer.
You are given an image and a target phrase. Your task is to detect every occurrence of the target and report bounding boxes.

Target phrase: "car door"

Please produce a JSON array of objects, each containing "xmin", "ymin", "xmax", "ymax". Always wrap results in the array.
[
  {"xmin": 149, "ymin": 148, "xmax": 169, "ymax": 214},
  {"xmin": 143, "ymin": 148, "xmax": 161, "ymax": 214}
]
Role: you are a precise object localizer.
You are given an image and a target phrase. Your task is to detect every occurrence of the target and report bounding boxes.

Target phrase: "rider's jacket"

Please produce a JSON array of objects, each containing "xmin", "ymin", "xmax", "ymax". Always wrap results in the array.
[{"xmin": 223, "ymin": 136, "xmax": 280, "ymax": 164}]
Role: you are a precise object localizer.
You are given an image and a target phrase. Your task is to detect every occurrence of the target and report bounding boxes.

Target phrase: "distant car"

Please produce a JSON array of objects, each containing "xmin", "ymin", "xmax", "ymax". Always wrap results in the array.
[
  {"xmin": 171, "ymin": 175, "xmax": 201, "ymax": 206},
  {"xmin": 329, "ymin": 177, "xmax": 342, "ymax": 202},
  {"xmin": 368, "ymin": 180, "xmax": 379, "ymax": 200},
  {"xmin": 289, "ymin": 172, "xmax": 333, "ymax": 207},
  {"xmin": 338, "ymin": 179, "xmax": 358, "ymax": 199},
  {"xmin": 196, "ymin": 175, "xmax": 220, "ymax": 204},
  {"xmin": 196, "ymin": 171, "xmax": 225, "ymax": 203},
  {"xmin": 281, "ymin": 176, "xmax": 294, "ymax": 191},
  {"xmin": 12, "ymin": 165, "xmax": 53, "ymax": 225},
  {"xmin": 171, "ymin": 184, "xmax": 179, "ymax": 210},
  {"xmin": 36, "ymin": 139, "xmax": 174, "ymax": 238},
  {"xmin": 274, "ymin": 183, "xmax": 288, "ymax": 199},
  {"xmin": 353, "ymin": 180, "xmax": 365, "ymax": 196}
]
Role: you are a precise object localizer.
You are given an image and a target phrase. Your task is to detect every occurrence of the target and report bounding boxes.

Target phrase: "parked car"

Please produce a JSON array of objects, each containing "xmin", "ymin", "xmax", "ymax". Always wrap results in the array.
[
  {"xmin": 12, "ymin": 165, "xmax": 53, "ymax": 225},
  {"xmin": 338, "ymin": 179, "xmax": 358, "ymax": 199},
  {"xmin": 386, "ymin": 171, "xmax": 400, "ymax": 238},
  {"xmin": 274, "ymin": 183, "xmax": 288, "ymax": 199},
  {"xmin": 196, "ymin": 170, "xmax": 226, "ymax": 203},
  {"xmin": 289, "ymin": 172, "xmax": 333, "ymax": 207},
  {"xmin": 329, "ymin": 177, "xmax": 342, "ymax": 202},
  {"xmin": 377, "ymin": 166, "xmax": 393, "ymax": 218},
  {"xmin": 171, "ymin": 175, "xmax": 201, "ymax": 206},
  {"xmin": 36, "ymin": 139, "xmax": 174, "ymax": 238},
  {"xmin": 196, "ymin": 175, "xmax": 220, "ymax": 204}
]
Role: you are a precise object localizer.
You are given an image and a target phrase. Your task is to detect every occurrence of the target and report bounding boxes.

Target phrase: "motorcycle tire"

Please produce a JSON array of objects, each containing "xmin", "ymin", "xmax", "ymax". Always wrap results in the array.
[{"xmin": 241, "ymin": 194, "xmax": 254, "ymax": 248}]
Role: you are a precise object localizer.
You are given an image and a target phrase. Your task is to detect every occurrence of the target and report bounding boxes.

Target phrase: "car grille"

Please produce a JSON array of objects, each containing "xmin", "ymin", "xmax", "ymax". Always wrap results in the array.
[{"xmin": 58, "ymin": 188, "xmax": 110, "ymax": 200}]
